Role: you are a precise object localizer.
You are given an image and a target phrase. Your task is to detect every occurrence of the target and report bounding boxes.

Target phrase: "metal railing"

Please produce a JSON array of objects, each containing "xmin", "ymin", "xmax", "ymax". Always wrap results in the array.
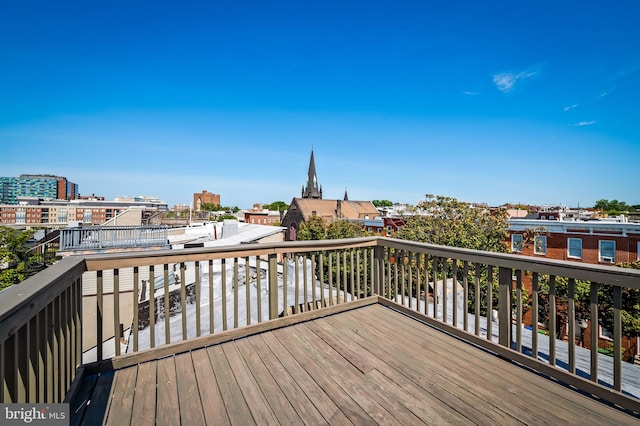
[
  {"xmin": 1, "ymin": 237, "xmax": 639, "ymax": 414},
  {"xmin": 59, "ymin": 225, "xmax": 169, "ymax": 252}
]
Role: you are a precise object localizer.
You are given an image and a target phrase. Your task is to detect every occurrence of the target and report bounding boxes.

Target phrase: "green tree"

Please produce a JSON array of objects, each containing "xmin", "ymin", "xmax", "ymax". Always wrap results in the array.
[
  {"xmin": 263, "ymin": 201, "xmax": 288, "ymax": 212},
  {"xmin": 297, "ymin": 216, "xmax": 328, "ymax": 241},
  {"xmin": 395, "ymin": 195, "xmax": 513, "ymax": 315},
  {"xmin": 594, "ymin": 199, "xmax": 630, "ymax": 216},
  {"xmin": 217, "ymin": 214, "xmax": 238, "ymax": 222},
  {"xmin": 0, "ymin": 226, "xmax": 35, "ymax": 289},
  {"xmin": 200, "ymin": 203, "xmax": 221, "ymax": 211},
  {"xmin": 396, "ymin": 195, "xmax": 509, "ymax": 253},
  {"xmin": 372, "ymin": 200, "xmax": 393, "ymax": 208}
]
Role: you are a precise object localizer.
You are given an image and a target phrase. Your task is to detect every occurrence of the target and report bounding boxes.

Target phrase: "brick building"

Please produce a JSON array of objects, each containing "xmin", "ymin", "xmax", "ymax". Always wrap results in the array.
[
  {"xmin": 508, "ymin": 217, "xmax": 640, "ymax": 361},
  {"xmin": 193, "ymin": 190, "xmax": 220, "ymax": 211}
]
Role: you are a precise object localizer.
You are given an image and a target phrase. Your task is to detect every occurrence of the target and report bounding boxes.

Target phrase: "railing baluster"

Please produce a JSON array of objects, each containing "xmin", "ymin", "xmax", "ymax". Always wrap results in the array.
[
  {"xmin": 393, "ymin": 252, "xmax": 399, "ymax": 304},
  {"xmin": 407, "ymin": 253, "xmax": 413, "ymax": 310},
  {"xmin": 589, "ymin": 282, "xmax": 598, "ymax": 382},
  {"xmin": 613, "ymin": 285, "xmax": 622, "ymax": 392},
  {"xmin": 336, "ymin": 251, "xmax": 341, "ymax": 304},
  {"xmin": 310, "ymin": 254, "xmax": 316, "ymax": 309},
  {"xmin": 257, "ymin": 257, "xmax": 262, "ymax": 322},
  {"xmin": 269, "ymin": 253, "xmax": 278, "ymax": 319},
  {"xmin": 149, "ymin": 265, "xmax": 155, "ymax": 349},
  {"xmin": 97, "ymin": 270, "xmax": 103, "ymax": 360},
  {"xmin": 233, "ymin": 258, "xmax": 239, "ymax": 329},
  {"xmin": 487, "ymin": 265, "xmax": 493, "ymax": 342},
  {"xmin": 222, "ymin": 259, "xmax": 228, "ymax": 331},
  {"xmin": 195, "ymin": 260, "xmax": 201, "ymax": 337},
  {"xmin": 37, "ymin": 304, "xmax": 46, "ymax": 402},
  {"xmin": 433, "ymin": 257, "xmax": 440, "ymax": 320},
  {"xmin": 208, "ymin": 260, "xmax": 214, "ymax": 334},
  {"xmin": 28, "ymin": 316, "xmax": 37, "ymax": 402},
  {"xmin": 295, "ymin": 254, "xmax": 300, "ymax": 313},
  {"xmin": 443, "ymin": 259, "xmax": 449, "ymax": 325},
  {"xmin": 180, "ymin": 262, "xmax": 187, "ymax": 340},
  {"xmin": 113, "ymin": 268, "xmax": 120, "ymax": 356},
  {"xmin": 415, "ymin": 253, "xmax": 421, "ymax": 313},
  {"xmin": 303, "ymin": 254, "xmax": 308, "ymax": 310},
  {"xmin": 356, "ymin": 250, "xmax": 361, "ymax": 300},
  {"xmin": 567, "ymin": 278, "xmax": 576, "ymax": 374},
  {"xmin": 515, "ymin": 270, "xmax": 523, "ymax": 352},
  {"xmin": 531, "ymin": 272, "xmax": 539, "ymax": 360},
  {"xmin": 350, "ymin": 250, "xmax": 355, "ymax": 302},
  {"xmin": 327, "ymin": 253, "xmax": 333, "ymax": 306},
  {"xmin": 318, "ymin": 253, "xmax": 324, "ymax": 308},
  {"xmin": 463, "ymin": 261, "xmax": 469, "ymax": 332},
  {"xmin": 474, "ymin": 264, "xmax": 480, "ymax": 336},
  {"xmin": 241, "ymin": 257, "xmax": 246, "ymax": 328},
  {"xmin": 399, "ymin": 251, "xmax": 405, "ymax": 306},
  {"xmin": 283, "ymin": 254, "xmax": 289, "ymax": 316},
  {"xmin": 452, "ymin": 260, "xmax": 458, "ymax": 328},
  {"xmin": 17, "ymin": 323, "xmax": 27, "ymax": 402},
  {"xmin": 163, "ymin": 264, "xmax": 170, "ymax": 345},
  {"xmin": 133, "ymin": 266, "xmax": 139, "ymax": 352},
  {"xmin": 548, "ymin": 275, "xmax": 557, "ymax": 366},
  {"xmin": 498, "ymin": 266, "xmax": 512, "ymax": 348}
]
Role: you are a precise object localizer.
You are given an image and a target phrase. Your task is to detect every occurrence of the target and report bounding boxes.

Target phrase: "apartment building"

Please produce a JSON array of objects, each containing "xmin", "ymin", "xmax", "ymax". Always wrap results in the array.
[
  {"xmin": 0, "ymin": 198, "xmax": 168, "ymax": 228},
  {"xmin": 0, "ymin": 174, "xmax": 78, "ymax": 204}
]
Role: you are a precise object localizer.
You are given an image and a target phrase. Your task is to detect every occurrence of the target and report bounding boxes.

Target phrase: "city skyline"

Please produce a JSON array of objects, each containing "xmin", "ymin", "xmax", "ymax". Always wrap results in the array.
[{"xmin": 1, "ymin": 1, "xmax": 639, "ymax": 208}]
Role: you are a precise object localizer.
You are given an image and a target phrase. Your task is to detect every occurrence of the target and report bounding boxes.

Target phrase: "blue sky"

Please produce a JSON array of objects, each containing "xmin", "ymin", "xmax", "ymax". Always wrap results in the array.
[{"xmin": 1, "ymin": 1, "xmax": 638, "ymax": 208}]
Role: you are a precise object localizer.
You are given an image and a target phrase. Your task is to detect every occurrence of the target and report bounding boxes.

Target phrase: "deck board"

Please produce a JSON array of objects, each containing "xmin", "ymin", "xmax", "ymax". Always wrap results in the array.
[
  {"xmin": 361, "ymin": 304, "xmax": 635, "ymax": 425},
  {"xmin": 190, "ymin": 349, "xmax": 230, "ymax": 425},
  {"xmin": 83, "ymin": 303, "xmax": 640, "ymax": 425},
  {"xmin": 174, "ymin": 352, "xmax": 206, "ymax": 426}
]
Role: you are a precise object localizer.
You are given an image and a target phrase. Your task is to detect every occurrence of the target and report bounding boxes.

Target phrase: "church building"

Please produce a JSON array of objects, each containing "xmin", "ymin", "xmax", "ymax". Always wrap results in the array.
[{"xmin": 281, "ymin": 150, "xmax": 379, "ymax": 241}]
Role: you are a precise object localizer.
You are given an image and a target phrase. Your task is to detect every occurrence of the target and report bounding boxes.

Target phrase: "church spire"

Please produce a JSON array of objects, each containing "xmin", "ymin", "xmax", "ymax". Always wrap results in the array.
[{"xmin": 302, "ymin": 149, "xmax": 322, "ymax": 199}]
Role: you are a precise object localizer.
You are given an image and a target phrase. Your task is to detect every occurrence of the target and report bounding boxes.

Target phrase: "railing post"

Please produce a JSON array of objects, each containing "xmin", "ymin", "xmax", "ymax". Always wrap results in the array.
[
  {"xmin": 373, "ymin": 246, "xmax": 384, "ymax": 296},
  {"xmin": 269, "ymin": 254, "xmax": 278, "ymax": 320},
  {"xmin": 498, "ymin": 267, "xmax": 512, "ymax": 348}
]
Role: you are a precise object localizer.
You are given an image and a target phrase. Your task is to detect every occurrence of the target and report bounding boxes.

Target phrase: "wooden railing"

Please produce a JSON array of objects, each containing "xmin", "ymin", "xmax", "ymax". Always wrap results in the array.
[{"xmin": 1, "ymin": 237, "xmax": 639, "ymax": 414}]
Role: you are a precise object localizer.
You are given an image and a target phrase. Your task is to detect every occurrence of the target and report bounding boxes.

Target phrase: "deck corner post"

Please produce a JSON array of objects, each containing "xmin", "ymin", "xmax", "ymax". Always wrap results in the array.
[{"xmin": 498, "ymin": 266, "xmax": 512, "ymax": 348}]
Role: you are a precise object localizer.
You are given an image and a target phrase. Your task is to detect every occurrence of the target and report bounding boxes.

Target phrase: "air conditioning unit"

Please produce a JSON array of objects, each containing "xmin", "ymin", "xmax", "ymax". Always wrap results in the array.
[{"xmin": 601, "ymin": 256, "xmax": 614, "ymax": 263}]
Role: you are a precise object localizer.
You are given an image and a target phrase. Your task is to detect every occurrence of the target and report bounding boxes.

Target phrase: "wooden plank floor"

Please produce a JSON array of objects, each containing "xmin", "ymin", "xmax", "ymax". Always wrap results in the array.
[{"xmin": 89, "ymin": 304, "xmax": 638, "ymax": 425}]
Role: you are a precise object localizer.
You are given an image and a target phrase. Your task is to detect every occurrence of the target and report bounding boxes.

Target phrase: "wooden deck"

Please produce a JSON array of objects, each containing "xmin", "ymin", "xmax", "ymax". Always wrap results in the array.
[{"xmin": 72, "ymin": 301, "xmax": 639, "ymax": 425}]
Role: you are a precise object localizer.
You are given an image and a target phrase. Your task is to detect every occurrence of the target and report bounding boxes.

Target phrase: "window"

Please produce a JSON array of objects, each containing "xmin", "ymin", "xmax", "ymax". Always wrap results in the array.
[
  {"xmin": 568, "ymin": 238, "xmax": 582, "ymax": 259},
  {"xmin": 599, "ymin": 240, "xmax": 616, "ymax": 263},
  {"xmin": 599, "ymin": 325, "xmax": 614, "ymax": 340},
  {"xmin": 511, "ymin": 234, "xmax": 523, "ymax": 252},
  {"xmin": 534, "ymin": 236, "xmax": 547, "ymax": 255}
]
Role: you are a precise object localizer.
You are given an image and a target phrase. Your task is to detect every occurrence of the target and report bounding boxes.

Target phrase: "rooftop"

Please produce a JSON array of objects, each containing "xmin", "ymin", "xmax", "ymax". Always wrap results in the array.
[{"xmin": 73, "ymin": 299, "xmax": 638, "ymax": 425}]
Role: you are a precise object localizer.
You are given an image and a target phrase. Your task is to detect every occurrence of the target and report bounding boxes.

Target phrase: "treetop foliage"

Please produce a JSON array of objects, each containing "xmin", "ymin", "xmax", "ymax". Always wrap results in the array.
[
  {"xmin": 296, "ymin": 216, "xmax": 368, "ymax": 241},
  {"xmin": 263, "ymin": 201, "xmax": 288, "ymax": 212},
  {"xmin": 1, "ymin": 226, "xmax": 35, "ymax": 290},
  {"xmin": 593, "ymin": 199, "xmax": 637, "ymax": 215},
  {"xmin": 396, "ymin": 195, "xmax": 509, "ymax": 253},
  {"xmin": 372, "ymin": 199, "xmax": 393, "ymax": 207}
]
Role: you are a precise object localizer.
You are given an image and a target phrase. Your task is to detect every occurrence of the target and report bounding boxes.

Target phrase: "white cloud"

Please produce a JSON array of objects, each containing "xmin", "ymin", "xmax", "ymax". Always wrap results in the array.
[
  {"xmin": 492, "ymin": 69, "xmax": 539, "ymax": 94},
  {"xmin": 464, "ymin": 91, "xmax": 480, "ymax": 95},
  {"xmin": 563, "ymin": 104, "xmax": 578, "ymax": 111},
  {"xmin": 575, "ymin": 120, "xmax": 597, "ymax": 127}
]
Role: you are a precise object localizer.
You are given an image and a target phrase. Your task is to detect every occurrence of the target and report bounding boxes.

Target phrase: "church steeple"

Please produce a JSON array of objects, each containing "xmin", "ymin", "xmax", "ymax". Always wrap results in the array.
[{"xmin": 302, "ymin": 149, "xmax": 322, "ymax": 199}]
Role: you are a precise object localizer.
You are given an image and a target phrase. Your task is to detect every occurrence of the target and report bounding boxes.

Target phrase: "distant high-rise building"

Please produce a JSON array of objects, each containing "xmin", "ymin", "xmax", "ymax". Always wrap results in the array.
[{"xmin": 0, "ymin": 174, "xmax": 78, "ymax": 204}]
